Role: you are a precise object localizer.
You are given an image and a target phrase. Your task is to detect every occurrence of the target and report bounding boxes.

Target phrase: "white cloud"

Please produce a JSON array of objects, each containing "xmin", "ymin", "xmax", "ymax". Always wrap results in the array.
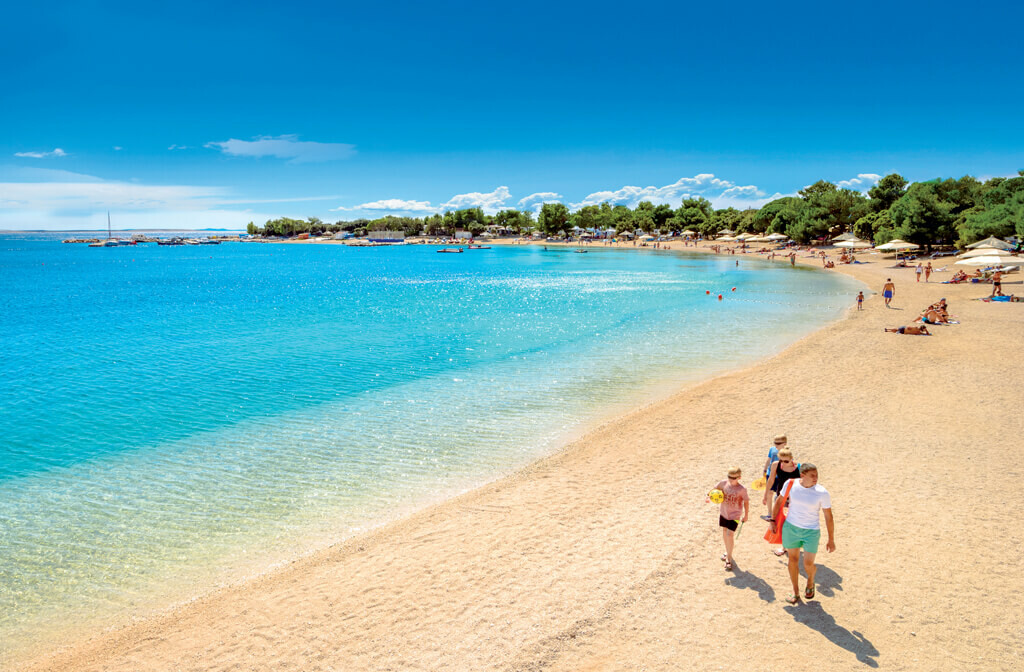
[
  {"xmin": 837, "ymin": 173, "xmax": 882, "ymax": 190},
  {"xmin": 572, "ymin": 174, "xmax": 770, "ymax": 210},
  {"xmin": 440, "ymin": 186, "xmax": 511, "ymax": 213},
  {"xmin": 331, "ymin": 198, "xmax": 437, "ymax": 213},
  {"xmin": 0, "ymin": 181, "xmax": 226, "ymax": 211},
  {"xmin": 205, "ymin": 134, "xmax": 356, "ymax": 163},
  {"xmin": 168, "ymin": 144, "xmax": 189, "ymax": 150},
  {"xmin": 14, "ymin": 148, "xmax": 67, "ymax": 159},
  {"xmin": 517, "ymin": 192, "xmax": 562, "ymax": 209},
  {"xmin": 113, "ymin": 146, "xmax": 123, "ymax": 151}
]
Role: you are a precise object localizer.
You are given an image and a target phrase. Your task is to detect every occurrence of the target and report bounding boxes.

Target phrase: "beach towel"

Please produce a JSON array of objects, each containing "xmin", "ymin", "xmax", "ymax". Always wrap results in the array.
[{"xmin": 764, "ymin": 480, "xmax": 795, "ymax": 545}]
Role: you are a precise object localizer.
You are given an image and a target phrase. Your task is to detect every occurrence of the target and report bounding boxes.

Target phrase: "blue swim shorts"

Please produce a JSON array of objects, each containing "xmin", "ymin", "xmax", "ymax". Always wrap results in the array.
[
  {"xmin": 782, "ymin": 521, "xmax": 821, "ymax": 553},
  {"xmin": 883, "ymin": 290, "xmax": 893, "ymax": 299}
]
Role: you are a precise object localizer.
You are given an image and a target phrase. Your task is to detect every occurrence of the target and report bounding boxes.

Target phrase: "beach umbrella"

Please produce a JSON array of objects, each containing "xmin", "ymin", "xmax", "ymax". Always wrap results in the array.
[
  {"xmin": 745, "ymin": 236, "xmax": 767, "ymax": 243},
  {"xmin": 618, "ymin": 231, "xmax": 634, "ymax": 238},
  {"xmin": 966, "ymin": 236, "xmax": 1013, "ymax": 250},
  {"xmin": 717, "ymin": 235, "xmax": 737, "ymax": 242},
  {"xmin": 681, "ymin": 229, "xmax": 697, "ymax": 236},
  {"xmin": 835, "ymin": 240, "xmax": 872, "ymax": 249},
  {"xmin": 875, "ymin": 239, "xmax": 919, "ymax": 251},
  {"xmin": 764, "ymin": 233, "xmax": 789, "ymax": 241},
  {"xmin": 955, "ymin": 255, "xmax": 1024, "ymax": 267},
  {"xmin": 958, "ymin": 248, "xmax": 1013, "ymax": 259},
  {"xmin": 718, "ymin": 229, "xmax": 736, "ymax": 236},
  {"xmin": 832, "ymin": 232, "xmax": 860, "ymax": 242}
]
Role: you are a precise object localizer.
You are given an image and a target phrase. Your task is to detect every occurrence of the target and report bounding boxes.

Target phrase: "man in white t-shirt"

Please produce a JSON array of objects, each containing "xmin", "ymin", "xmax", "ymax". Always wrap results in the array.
[{"xmin": 769, "ymin": 462, "xmax": 835, "ymax": 604}]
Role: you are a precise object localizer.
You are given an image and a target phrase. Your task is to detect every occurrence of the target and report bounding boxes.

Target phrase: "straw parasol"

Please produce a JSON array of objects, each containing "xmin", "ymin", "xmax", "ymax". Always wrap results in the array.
[
  {"xmin": 832, "ymin": 232, "xmax": 860, "ymax": 242},
  {"xmin": 681, "ymin": 229, "xmax": 697, "ymax": 236},
  {"xmin": 966, "ymin": 236, "xmax": 1014, "ymax": 251}
]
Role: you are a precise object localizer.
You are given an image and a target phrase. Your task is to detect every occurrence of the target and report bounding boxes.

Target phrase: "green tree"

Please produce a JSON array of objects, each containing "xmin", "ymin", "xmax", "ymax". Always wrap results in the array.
[
  {"xmin": 957, "ymin": 175, "xmax": 1024, "ymax": 245},
  {"xmin": 867, "ymin": 173, "xmax": 908, "ymax": 212},
  {"xmin": 538, "ymin": 202, "xmax": 571, "ymax": 236},
  {"xmin": 754, "ymin": 197, "xmax": 805, "ymax": 236},
  {"xmin": 888, "ymin": 182, "xmax": 955, "ymax": 248},
  {"xmin": 672, "ymin": 197, "xmax": 714, "ymax": 234},
  {"xmin": 246, "ymin": 221, "xmax": 256, "ymax": 235},
  {"xmin": 852, "ymin": 210, "xmax": 893, "ymax": 242}
]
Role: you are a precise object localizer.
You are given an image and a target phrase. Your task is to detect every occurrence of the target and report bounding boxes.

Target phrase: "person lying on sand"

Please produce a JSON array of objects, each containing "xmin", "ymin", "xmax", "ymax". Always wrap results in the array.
[
  {"xmin": 918, "ymin": 309, "xmax": 949, "ymax": 325},
  {"xmin": 884, "ymin": 325, "xmax": 931, "ymax": 335}
]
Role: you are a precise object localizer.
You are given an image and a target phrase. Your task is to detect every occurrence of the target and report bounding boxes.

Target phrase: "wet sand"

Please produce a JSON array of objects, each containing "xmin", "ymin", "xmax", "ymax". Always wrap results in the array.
[{"xmin": 19, "ymin": 243, "xmax": 1024, "ymax": 671}]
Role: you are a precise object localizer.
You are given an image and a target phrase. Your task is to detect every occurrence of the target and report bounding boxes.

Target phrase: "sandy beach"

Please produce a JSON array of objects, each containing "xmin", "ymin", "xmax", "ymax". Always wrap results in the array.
[{"xmin": 18, "ymin": 243, "xmax": 1024, "ymax": 672}]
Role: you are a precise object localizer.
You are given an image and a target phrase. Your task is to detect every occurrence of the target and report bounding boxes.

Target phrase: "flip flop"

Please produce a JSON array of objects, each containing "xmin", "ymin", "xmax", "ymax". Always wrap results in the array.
[
  {"xmin": 724, "ymin": 560, "xmax": 733, "ymax": 571},
  {"xmin": 773, "ymin": 549, "xmax": 788, "ymax": 557},
  {"xmin": 785, "ymin": 594, "xmax": 800, "ymax": 605},
  {"xmin": 805, "ymin": 585, "xmax": 815, "ymax": 600}
]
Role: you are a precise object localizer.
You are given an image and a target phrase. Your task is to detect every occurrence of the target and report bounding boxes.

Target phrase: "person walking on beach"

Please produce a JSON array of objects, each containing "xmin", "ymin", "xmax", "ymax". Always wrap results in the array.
[
  {"xmin": 915, "ymin": 263, "xmax": 923, "ymax": 282},
  {"xmin": 882, "ymin": 278, "xmax": 895, "ymax": 308},
  {"xmin": 713, "ymin": 467, "xmax": 749, "ymax": 571},
  {"xmin": 925, "ymin": 262, "xmax": 933, "ymax": 282},
  {"xmin": 991, "ymin": 270, "xmax": 1003, "ymax": 297},
  {"xmin": 760, "ymin": 435, "xmax": 786, "ymax": 520},
  {"xmin": 856, "ymin": 291, "xmax": 864, "ymax": 311},
  {"xmin": 769, "ymin": 463, "xmax": 835, "ymax": 604},
  {"xmin": 763, "ymin": 448, "xmax": 801, "ymax": 555},
  {"xmin": 790, "ymin": 253, "xmax": 796, "ymax": 267}
]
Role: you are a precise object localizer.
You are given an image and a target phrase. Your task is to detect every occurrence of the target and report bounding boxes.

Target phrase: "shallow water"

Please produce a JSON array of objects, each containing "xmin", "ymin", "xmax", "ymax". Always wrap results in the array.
[{"xmin": 0, "ymin": 237, "xmax": 859, "ymax": 659}]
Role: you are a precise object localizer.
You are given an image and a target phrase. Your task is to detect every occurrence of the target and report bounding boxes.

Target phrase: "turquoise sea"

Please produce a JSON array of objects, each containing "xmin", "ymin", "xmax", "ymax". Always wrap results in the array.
[{"xmin": 0, "ymin": 234, "xmax": 860, "ymax": 660}]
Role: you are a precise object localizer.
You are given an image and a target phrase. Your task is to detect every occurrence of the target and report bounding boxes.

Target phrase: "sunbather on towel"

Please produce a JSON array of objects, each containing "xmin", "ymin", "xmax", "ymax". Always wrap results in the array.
[{"xmin": 885, "ymin": 325, "xmax": 931, "ymax": 335}]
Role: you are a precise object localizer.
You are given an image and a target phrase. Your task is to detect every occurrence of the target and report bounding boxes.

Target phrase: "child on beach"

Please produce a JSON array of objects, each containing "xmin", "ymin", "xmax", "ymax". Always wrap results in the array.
[
  {"xmin": 713, "ymin": 467, "xmax": 749, "ymax": 571},
  {"xmin": 856, "ymin": 292, "xmax": 864, "ymax": 310},
  {"xmin": 761, "ymin": 435, "xmax": 786, "ymax": 520}
]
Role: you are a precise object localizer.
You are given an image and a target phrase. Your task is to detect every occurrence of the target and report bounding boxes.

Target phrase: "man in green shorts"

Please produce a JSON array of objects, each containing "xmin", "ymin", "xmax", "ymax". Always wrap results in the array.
[{"xmin": 769, "ymin": 463, "xmax": 835, "ymax": 604}]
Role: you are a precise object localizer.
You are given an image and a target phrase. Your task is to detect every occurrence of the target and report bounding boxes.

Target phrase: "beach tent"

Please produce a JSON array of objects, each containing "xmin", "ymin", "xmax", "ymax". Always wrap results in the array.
[
  {"xmin": 958, "ymin": 248, "xmax": 1012, "ymax": 259},
  {"xmin": 966, "ymin": 236, "xmax": 1014, "ymax": 251}
]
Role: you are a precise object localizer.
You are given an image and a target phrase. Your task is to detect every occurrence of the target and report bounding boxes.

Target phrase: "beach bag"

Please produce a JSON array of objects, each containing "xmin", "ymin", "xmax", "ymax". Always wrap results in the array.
[{"xmin": 763, "ymin": 480, "xmax": 795, "ymax": 545}]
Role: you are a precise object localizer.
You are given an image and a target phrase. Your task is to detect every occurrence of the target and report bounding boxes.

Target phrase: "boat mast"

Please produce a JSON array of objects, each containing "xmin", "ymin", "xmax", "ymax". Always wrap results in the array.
[{"xmin": 107, "ymin": 211, "xmax": 112, "ymax": 239}]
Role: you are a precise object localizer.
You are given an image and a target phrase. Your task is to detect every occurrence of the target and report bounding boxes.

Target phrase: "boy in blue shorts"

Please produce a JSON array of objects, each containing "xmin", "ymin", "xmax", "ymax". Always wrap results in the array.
[{"xmin": 769, "ymin": 463, "xmax": 835, "ymax": 604}]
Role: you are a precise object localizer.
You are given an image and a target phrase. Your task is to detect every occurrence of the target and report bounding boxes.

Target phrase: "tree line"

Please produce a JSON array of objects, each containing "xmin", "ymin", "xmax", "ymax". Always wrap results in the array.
[{"xmin": 247, "ymin": 171, "xmax": 1023, "ymax": 250}]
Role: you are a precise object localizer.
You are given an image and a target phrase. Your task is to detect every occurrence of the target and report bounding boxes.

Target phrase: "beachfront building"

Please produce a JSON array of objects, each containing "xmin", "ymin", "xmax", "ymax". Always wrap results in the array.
[{"xmin": 367, "ymin": 230, "xmax": 405, "ymax": 243}]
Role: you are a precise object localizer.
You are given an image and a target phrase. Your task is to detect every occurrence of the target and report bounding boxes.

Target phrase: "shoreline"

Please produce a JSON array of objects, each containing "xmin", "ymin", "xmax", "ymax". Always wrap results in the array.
[{"xmin": 17, "ymin": 242, "xmax": 1024, "ymax": 671}]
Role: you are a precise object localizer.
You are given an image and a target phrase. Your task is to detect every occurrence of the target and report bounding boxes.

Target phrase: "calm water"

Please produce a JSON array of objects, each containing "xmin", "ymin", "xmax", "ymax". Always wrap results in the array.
[{"xmin": 0, "ymin": 235, "xmax": 859, "ymax": 659}]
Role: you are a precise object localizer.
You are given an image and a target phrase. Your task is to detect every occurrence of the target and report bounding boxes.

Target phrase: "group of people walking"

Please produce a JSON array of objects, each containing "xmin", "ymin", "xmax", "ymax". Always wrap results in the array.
[{"xmin": 710, "ymin": 435, "xmax": 835, "ymax": 605}]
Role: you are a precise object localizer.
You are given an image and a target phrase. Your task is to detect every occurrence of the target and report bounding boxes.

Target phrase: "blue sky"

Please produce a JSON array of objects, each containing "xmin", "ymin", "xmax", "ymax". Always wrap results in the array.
[{"xmin": 2, "ymin": 0, "xmax": 1022, "ymax": 230}]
